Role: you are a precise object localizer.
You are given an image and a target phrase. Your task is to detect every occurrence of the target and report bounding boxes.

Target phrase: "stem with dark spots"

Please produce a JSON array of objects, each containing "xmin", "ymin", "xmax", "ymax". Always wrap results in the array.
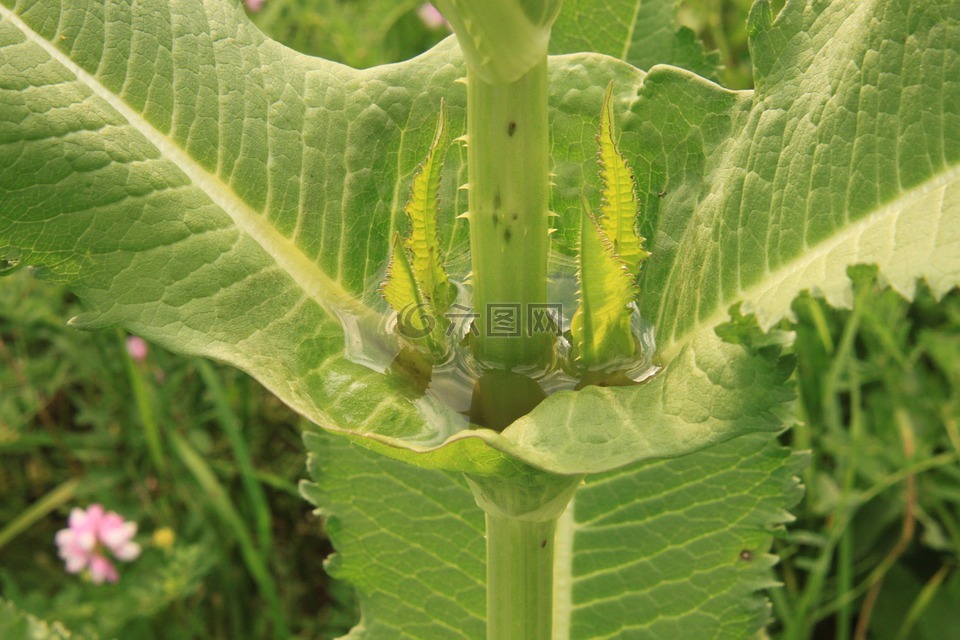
[{"xmin": 467, "ymin": 57, "xmax": 552, "ymax": 371}]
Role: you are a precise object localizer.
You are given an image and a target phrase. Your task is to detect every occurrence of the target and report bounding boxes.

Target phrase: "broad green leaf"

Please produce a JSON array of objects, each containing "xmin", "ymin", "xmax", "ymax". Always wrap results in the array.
[
  {"xmin": 0, "ymin": 0, "xmax": 639, "ymax": 476},
  {"xmin": 503, "ymin": 329, "xmax": 795, "ymax": 472},
  {"xmin": 400, "ymin": 103, "xmax": 455, "ymax": 315},
  {"xmin": 302, "ymin": 428, "xmax": 804, "ymax": 639},
  {"xmin": 0, "ymin": 0, "xmax": 517, "ymax": 476},
  {"xmin": 2, "ymin": 0, "xmax": 958, "ymax": 477},
  {"xmin": 302, "ymin": 431, "xmax": 485, "ymax": 640},
  {"xmin": 0, "ymin": 599, "xmax": 82, "ymax": 640},
  {"xmin": 502, "ymin": 0, "xmax": 960, "ymax": 473},
  {"xmin": 570, "ymin": 201, "xmax": 637, "ymax": 368},
  {"xmin": 596, "ymin": 82, "xmax": 648, "ymax": 277},
  {"xmin": 550, "ymin": 0, "xmax": 720, "ymax": 80},
  {"xmin": 644, "ymin": 0, "xmax": 960, "ymax": 348}
]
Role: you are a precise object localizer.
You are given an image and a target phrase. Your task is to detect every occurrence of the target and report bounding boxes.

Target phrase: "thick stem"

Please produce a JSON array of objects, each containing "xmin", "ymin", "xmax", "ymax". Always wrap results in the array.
[
  {"xmin": 467, "ymin": 58, "xmax": 552, "ymax": 371},
  {"xmin": 486, "ymin": 515, "xmax": 556, "ymax": 640},
  {"xmin": 466, "ymin": 472, "xmax": 581, "ymax": 640}
]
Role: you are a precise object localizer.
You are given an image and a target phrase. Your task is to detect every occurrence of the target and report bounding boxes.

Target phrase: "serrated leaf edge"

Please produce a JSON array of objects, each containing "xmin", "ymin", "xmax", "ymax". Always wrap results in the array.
[
  {"xmin": 571, "ymin": 198, "xmax": 638, "ymax": 367},
  {"xmin": 597, "ymin": 82, "xmax": 649, "ymax": 278},
  {"xmin": 402, "ymin": 102, "xmax": 455, "ymax": 314}
]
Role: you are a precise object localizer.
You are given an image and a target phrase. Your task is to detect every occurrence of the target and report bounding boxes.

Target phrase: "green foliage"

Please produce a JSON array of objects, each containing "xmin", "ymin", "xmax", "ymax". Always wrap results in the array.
[
  {"xmin": 0, "ymin": 271, "xmax": 355, "ymax": 639},
  {"xmin": 0, "ymin": 0, "xmax": 958, "ymax": 638},
  {"xmin": 400, "ymin": 105, "xmax": 456, "ymax": 317},
  {"xmin": 303, "ymin": 428, "xmax": 804, "ymax": 638},
  {"xmin": 678, "ymin": 0, "xmax": 758, "ymax": 88},
  {"xmin": 4, "ymin": 0, "xmax": 955, "ymax": 476},
  {"xmin": 551, "ymin": 0, "xmax": 721, "ymax": 80},
  {"xmin": 0, "ymin": 598, "xmax": 81, "ymax": 640},
  {"xmin": 772, "ymin": 278, "xmax": 960, "ymax": 639},
  {"xmin": 27, "ymin": 543, "xmax": 215, "ymax": 639},
  {"xmin": 381, "ymin": 105, "xmax": 455, "ymax": 356},
  {"xmin": 248, "ymin": 0, "xmax": 445, "ymax": 69},
  {"xmin": 595, "ymin": 84, "xmax": 648, "ymax": 279},
  {"xmin": 571, "ymin": 85, "xmax": 648, "ymax": 370},
  {"xmin": 381, "ymin": 233, "xmax": 448, "ymax": 355},
  {"xmin": 571, "ymin": 201, "xmax": 638, "ymax": 368},
  {"xmin": 302, "ymin": 432, "xmax": 485, "ymax": 640}
]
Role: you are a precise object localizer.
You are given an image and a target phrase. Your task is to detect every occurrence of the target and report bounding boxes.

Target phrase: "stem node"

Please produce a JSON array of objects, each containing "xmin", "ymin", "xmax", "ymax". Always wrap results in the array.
[{"xmin": 466, "ymin": 472, "xmax": 582, "ymax": 640}]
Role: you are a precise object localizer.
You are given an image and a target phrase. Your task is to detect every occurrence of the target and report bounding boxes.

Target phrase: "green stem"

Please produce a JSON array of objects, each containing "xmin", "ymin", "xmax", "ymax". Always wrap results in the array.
[
  {"xmin": 466, "ymin": 472, "xmax": 581, "ymax": 640},
  {"xmin": 467, "ymin": 58, "xmax": 552, "ymax": 370},
  {"xmin": 486, "ymin": 514, "xmax": 556, "ymax": 640}
]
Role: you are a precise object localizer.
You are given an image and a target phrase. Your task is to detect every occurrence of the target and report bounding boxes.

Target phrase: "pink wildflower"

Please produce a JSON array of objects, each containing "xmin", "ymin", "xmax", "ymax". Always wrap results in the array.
[
  {"xmin": 126, "ymin": 335, "xmax": 149, "ymax": 362},
  {"xmin": 55, "ymin": 504, "xmax": 141, "ymax": 584},
  {"xmin": 245, "ymin": 0, "xmax": 264, "ymax": 12},
  {"xmin": 417, "ymin": 4, "xmax": 450, "ymax": 30}
]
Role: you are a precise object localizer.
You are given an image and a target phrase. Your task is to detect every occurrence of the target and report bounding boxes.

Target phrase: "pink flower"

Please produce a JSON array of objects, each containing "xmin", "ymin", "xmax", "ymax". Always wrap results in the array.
[
  {"xmin": 126, "ymin": 335, "xmax": 149, "ymax": 362},
  {"xmin": 245, "ymin": 0, "xmax": 264, "ymax": 12},
  {"xmin": 55, "ymin": 504, "xmax": 141, "ymax": 584},
  {"xmin": 417, "ymin": 4, "xmax": 450, "ymax": 30}
]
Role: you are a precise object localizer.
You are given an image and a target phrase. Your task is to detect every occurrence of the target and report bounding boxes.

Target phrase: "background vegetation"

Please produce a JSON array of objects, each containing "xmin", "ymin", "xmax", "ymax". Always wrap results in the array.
[{"xmin": 2, "ymin": 1, "xmax": 957, "ymax": 638}]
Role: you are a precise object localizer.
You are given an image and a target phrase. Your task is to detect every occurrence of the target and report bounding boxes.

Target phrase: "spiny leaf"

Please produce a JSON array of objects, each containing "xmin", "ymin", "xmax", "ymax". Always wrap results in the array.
[
  {"xmin": 381, "ymin": 233, "xmax": 446, "ymax": 355},
  {"xmin": 570, "ymin": 86, "xmax": 649, "ymax": 372},
  {"xmin": 597, "ymin": 82, "xmax": 649, "ymax": 278},
  {"xmin": 403, "ymin": 101, "xmax": 456, "ymax": 314},
  {"xmin": 571, "ymin": 198, "xmax": 638, "ymax": 368}
]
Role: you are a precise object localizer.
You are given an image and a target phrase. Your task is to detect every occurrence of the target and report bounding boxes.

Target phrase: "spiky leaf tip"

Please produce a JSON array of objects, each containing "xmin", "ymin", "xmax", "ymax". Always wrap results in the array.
[
  {"xmin": 403, "ymin": 101, "xmax": 456, "ymax": 314},
  {"xmin": 571, "ymin": 198, "xmax": 639, "ymax": 369},
  {"xmin": 597, "ymin": 82, "xmax": 650, "ymax": 277}
]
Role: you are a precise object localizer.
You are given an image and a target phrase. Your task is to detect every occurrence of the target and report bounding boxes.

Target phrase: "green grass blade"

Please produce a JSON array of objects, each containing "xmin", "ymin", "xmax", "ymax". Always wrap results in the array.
[
  {"xmin": 195, "ymin": 360, "xmax": 273, "ymax": 553},
  {"xmin": 0, "ymin": 478, "xmax": 79, "ymax": 551},
  {"xmin": 169, "ymin": 431, "xmax": 288, "ymax": 639},
  {"xmin": 119, "ymin": 331, "xmax": 166, "ymax": 474}
]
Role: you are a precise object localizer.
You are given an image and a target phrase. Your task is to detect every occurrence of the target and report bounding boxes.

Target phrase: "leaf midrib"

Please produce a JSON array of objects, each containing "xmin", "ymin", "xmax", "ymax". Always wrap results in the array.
[
  {"xmin": 2, "ymin": 5, "xmax": 381, "ymax": 331},
  {"xmin": 619, "ymin": 1, "xmax": 643, "ymax": 61},
  {"xmin": 658, "ymin": 162, "xmax": 960, "ymax": 362}
]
